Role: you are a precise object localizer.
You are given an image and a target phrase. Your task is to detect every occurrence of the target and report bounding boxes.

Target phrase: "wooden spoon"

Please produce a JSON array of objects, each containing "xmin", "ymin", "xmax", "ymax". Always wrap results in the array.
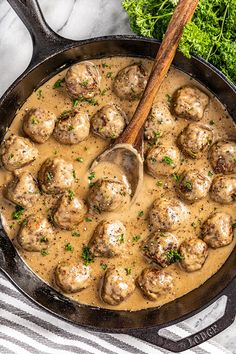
[{"xmin": 91, "ymin": 0, "xmax": 199, "ymax": 200}]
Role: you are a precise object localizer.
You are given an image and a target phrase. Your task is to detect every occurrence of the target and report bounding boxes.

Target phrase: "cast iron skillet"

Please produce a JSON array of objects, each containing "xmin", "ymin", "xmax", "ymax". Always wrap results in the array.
[{"xmin": 0, "ymin": 0, "xmax": 236, "ymax": 352}]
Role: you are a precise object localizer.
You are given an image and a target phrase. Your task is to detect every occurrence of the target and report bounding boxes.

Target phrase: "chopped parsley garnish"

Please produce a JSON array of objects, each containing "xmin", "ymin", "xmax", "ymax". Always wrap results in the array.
[
  {"xmin": 156, "ymin": 180, "xmax": 162, "ymax": 187},
  {"xmin": 88, "ymin": 171, "xmax": 96, "ymax": 181},
  {"xmin": 81, "ymin": 246, "xmax": 94, "ymax": 266},
  {"xmin": 36, "ymin": 89, "xmax": 43, "ymax": 99},
  {"xmin": 209, "ymin": 120, "xmax": 215, "ymax": 125},
  {"xmin": 189, "ymin": 150, "xmax": 197, "ymax": 159},
  {"xmin": 125, "ymin": 268, "xmax": 132, "ymax": 275},
  {"xmin": 40, "ymin": 236, "xmax": 48, "ymax": 243},
  {"xmin": 162, "ymin": 156, "xmax": 174, "ymax": 166},
  {"xmin": 46, "ymin": 171, "xmax": 54, "ymax": 181},
  {"xmin": 106, "ymin": 72, "xmax": 113, "ymax": 78},
  {"xmin": 172, "ymin": 173, "xmax": 181, "ymax": 182},
  {"xmin": 138, "ymin": 210, "xmax": 144, "ymax": 218},
  {"xmin": 31, "ymin": 116, "xmax": 39, "ymax": 124},
  {"xmin": 68, "ymin": 125, "xmax": 74, "ymax": 131},
  {"xmin": 102, "ymin": 63, "xmax": 109, "ymax": 68},
  {"xmin": 72, "ymin": 170, "xmax": 77, "ymax": 179},
  {"xmin": 80, "ymin": 79, "xmax": 89, "ymax": 87},
  {"xmin": 208, "ymin": 171, "xmax": 214, "ymax": 177},
  {"xmin": 8, "ymin": 153, "xmax": 14, "ymax": 160},
  {"xmin": 132, "ymin": 235, "xmax": 141, "ymax": 242},
  {"xmin": 232, "ymin": 222, "xmax": 236, "ymax": 229},
  {"xmin": 65, "ymin": 243, "xmax": 74, "ymax": 252},
  {"xmin": 85, "ymin": 217, "xmax": 92, "ymax": 222},
  {"xmin": 73, "ymin": 95, "xmax": 98, "ymax": 107},
  {"xmin": 72, "ymin": 230, "xmax": 80, "ymax": 237},
  {"xmin": 68, "ymin": 190, "xmax": 75, "ymax": 200},
  {"xmin": 41, "ymin": 249, "xmax": 49, "ymax": 256},
  {"xmin": 182, "ymin": 180, "xmax": 193, "ymax": 191},
  {"xmin": 100, "ymin": 263, "xmax": 108, "ymax": 270},
  {"xmin": 75, "ymin": 157, "xmax": 84, "ymax": 163},
  {"xmin": 100, "ymin": 89, "xmax": 107, "ymax": 96},
  {"xmin": 53, "ymin": 78, "xmax": 65, "ymax": 89},
  {"xmin": 118, "ymin": 234, "xmax": 125, "ymax": 243},
  {"xmin": 166, "ymin": 249, "xmax": 183, "ymax": 264},
  {"xmin": 12, "ymin": 205, "xmax": 24, "ymax": 220}
]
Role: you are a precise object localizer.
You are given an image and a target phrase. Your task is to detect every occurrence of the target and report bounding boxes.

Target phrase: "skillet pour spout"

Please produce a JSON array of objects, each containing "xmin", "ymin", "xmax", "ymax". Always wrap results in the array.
[{"xmin": 0, "ymin": 0, "xmax": 235, "ymax": 352}]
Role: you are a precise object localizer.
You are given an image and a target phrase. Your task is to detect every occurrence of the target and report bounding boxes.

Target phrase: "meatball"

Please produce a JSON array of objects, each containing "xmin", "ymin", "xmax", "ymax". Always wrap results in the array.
[
  {"xmin": 1, "ymin": 134, "xmax": 38, "ymax": 171},
  {"xmin": 137, "ymin": 267, "xmax": 174, "ymax": 301},
  {"xmin": 113, "ymin": 64, "xmax": 147, "ymax": 100},
  {"xmin": 146, "ymin": 145, "xmax": 180, "ymax": 177},
  {"xmin": 149, "ymin": 197, "xmax": 188, "ymax": 232},
  {"xmin": 210, "ymin": 175, "xmax": 236, "ymax": 204},
  {"xmin": 209, "ymin": 141, "xmax": 236, "ymax": 174},
  {"xmin": 143, "ymin": 232, "xmax": 180, "ymax": 267},
  {"xmin": 144, "ymin": 102, "xmax": 174, "ymax": 143},
  {"xmin": 87, "ymin": 178, "xmax": 131, "ymax": 213},
  {"xmin": 201, "ymin": 212, "xmax": 233, "ymax": 248},
  {"xmin": 53, "ymin": 192, "xmax": 87, "ymax": 230},
  {"xmin": 177, "ymin": 169, "xmax": 211, "ymax": 202},
  {"xmin": 101, "ymin": 267, "xmax": 135, "ymax": 305},
  {"xmin": 89, "ymin": 220, "xmax": 126, "ymax": 257},
  {"xmin": 23, "ymin": 108, "xmax": 56, "ymax": 143},
  {"xmin": 180, "ymin": 238, "xmax": 208, "ymax": 272},
  {"xmin": 65, "ymin": 61, "xmax": 101, "ymax": 99},
  {"xmin": 172, "ymin": 86, "xmax": 209, "ymax": 121},
  {"xmin": 91, "ymin": 104, "xmax": 127, "ymax": 139},
  {"xmin": 17, "ymin": 215, "xmax": 54, "ymax": 252},
  {"xmin": 55, "ymin": 262, "xmax": 91, "ymax": 293},
  {"xmin": 53, "ymin": 109, "xmax": 90, "ymax": 145},
  {"xmin": 5, "ymin": 171, "xmax": 39, "ymax": 208},
  {"xmin": 178, "ymin": 123, "xmax": 213, "ymax": 159},
  {"xmin": 38, "ymin": 157, "xmax": 74, "ymax": 194}
]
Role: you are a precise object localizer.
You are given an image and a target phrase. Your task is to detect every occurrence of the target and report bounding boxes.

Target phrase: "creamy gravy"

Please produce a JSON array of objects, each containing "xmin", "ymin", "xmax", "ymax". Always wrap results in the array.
[{"xmin": 0, "ymin": 56, "xmax": 235, "ymax": 311}]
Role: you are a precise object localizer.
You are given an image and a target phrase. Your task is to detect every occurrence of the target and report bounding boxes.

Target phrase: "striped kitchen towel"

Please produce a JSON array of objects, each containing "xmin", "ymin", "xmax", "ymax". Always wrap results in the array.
[{"xmin": 0, "ymin": 272, "xmax": 230, "ymax": 354}]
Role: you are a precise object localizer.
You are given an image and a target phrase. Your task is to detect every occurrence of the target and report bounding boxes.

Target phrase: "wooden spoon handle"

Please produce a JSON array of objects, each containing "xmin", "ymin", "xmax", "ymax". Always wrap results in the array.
[{"xmin": 116, "ymin": 0, "xmax": 199, "ymax": 147}]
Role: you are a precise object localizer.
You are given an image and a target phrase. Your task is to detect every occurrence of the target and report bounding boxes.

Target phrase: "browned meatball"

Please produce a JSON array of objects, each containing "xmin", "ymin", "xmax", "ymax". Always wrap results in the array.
[
  {"xmin": 1, "ymin": 134, "xmax": 38, "ymax": 171},
  {"xmin": 177, "ymin": 169, "xmax": 211, "ymax": 202},
  {"xmin": 178, "ymin": 123, "xmax": 213, "ymax": 159},
  {"xmin": 89, "ymin": 220, "xmax": 126, "ymax": 257},
  {"xmin": 210, "ymin": 175, "xmax": 236, "ymax": 204},
  {"xmin": 144, "ymin": 102, "xmax": 174, "ymax": 143},
  {"xmin": 38, "ymin": 157, "xmax": 75, "ymax": 194},
  {"xmin": 91, "ymin": 104, "xmax": 127, "ymax": 139},
  {"xmin": 101, "ymin": 267, "xmax": 135, "ymax": 305},
  {"xmin": 172, "ymin": 86, "xmax": 209, "ymax": 121},
  {"xmin": 201, "ymin": 212, "xmax": 233, "ymax": 248},
  {"xmin": 87, "ymin": 178, "xmax": 131, "ymax": 213},
  {"xmin": 53, "ymin": 110, "xmax": 90, "ymax": 145},
  {"xmin": 209, "ymin": 141, "xmax": 236, "ymax": 174},
  {"xmin": 65, "ymin": 61, "xmax": 101, "ymax": 99},
  {"xmin": 180, "ymin": 238, "xmax": 208, "ymax": 272},
  {"xmin": 23, "ymin": 108, "xmax": 56, "ymax": 143},
  {"xmin": 5, "ymin": 171, "xmax": 39, "ymax": 208},
  {"xmin": 149, "ymin": 197, "xmax": 188, "ymax": 232},
  {"xmin": 137, "ymin": 267, "xmax": 174, "ymax": 300},
  {"xmin": 55, "ymin": 262, "xmax": 91, "ymax": 293},
  {"xmin": 143, "ymin": 232, "xmax": 180, "ymax": 267},
  {"xmin": 113, "ymin": 64, "xmax": 147, "ymax": 100},
  {"xmin": 17, "ymin": 215, "xmax": 54, "ymax": 252},
  {"xmin": 53, "ymin": 192, "xmax": 87, "ymax": 230},
  {"xmin": 146, "ymin": 144, "xmax": 180, "ymax": 177}
]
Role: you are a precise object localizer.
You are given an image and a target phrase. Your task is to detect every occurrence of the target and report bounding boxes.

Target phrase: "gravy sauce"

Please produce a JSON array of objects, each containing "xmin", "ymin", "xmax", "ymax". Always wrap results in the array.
[{"xmin": 0, "ymin": 56, "xmax": 235, "ymax": 311}]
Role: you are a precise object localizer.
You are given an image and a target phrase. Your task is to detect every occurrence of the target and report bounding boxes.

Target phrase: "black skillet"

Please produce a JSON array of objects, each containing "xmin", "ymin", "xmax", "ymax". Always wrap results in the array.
[{"xmin": 0, "ymin": 0, "xmax": 236, "ymax": 352}]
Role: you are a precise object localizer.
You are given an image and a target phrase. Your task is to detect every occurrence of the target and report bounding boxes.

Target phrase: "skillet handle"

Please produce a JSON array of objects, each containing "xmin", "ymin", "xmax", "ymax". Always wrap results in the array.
[
  {"xmin": 130, "ymin": 279, "xmax": 236, "ymax": 352},
  {"xmin": 7, "ymin": 0, "xmax": 75, "ymax": 67}
]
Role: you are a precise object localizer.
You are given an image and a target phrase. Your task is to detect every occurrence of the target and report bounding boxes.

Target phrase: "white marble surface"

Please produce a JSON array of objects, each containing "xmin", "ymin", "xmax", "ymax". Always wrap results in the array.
[{"xmin": 0, "ymin": 0, "xmax": 235, "ymax": 353}]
